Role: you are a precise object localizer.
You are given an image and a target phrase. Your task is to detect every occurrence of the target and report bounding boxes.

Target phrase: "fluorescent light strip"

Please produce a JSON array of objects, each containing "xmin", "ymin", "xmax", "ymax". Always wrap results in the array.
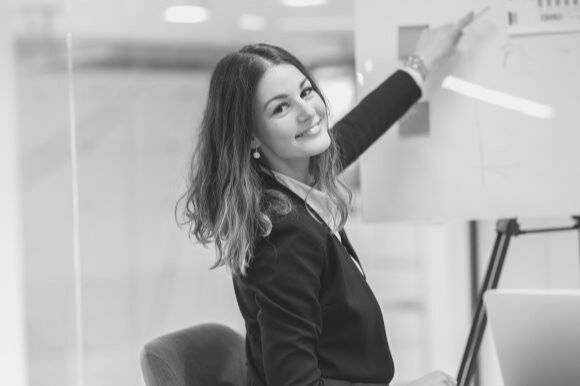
[
  {"xmin": 442, "ymin": 76, "xmax": 554, "ymax": 119},
  {"xmin": 164, "ymin": 6, "xmax": 209, "ymax": 24},
  {"xmin": 238, "ymin": 14, "xmax": 267, "ymax": 31},
  {"xmin": 282, "ymin": 0, "xmax": 327, "ymax": 6}
]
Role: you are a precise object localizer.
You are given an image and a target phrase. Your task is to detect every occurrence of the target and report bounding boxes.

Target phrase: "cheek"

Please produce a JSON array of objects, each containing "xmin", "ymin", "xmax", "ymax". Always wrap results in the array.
[
  {"xmin": 314, "ymin": 97, "xmax": 327, "ymax": 120},
  {"xmin": 255, "ymin": 120, "xmax": 293, "ymax": 149}
]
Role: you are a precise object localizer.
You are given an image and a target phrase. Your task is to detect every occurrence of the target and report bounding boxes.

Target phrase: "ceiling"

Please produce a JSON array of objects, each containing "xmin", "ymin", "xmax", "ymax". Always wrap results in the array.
[{"xmin": 15, "ymin": 0, "xmax": 355, "ymax": 70}]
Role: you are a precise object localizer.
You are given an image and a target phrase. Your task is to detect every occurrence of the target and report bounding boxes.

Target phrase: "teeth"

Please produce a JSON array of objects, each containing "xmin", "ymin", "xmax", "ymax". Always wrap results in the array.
[{"xmin": 297, "ymin": 123, "xmax": 319, "ymax": 138}]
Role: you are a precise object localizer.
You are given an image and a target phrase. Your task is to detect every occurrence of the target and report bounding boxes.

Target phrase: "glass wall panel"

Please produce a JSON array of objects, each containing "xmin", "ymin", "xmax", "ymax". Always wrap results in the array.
[
  {"xmin": 70, "ymin": 63, "xmax": 245, "ymax": 386},
  {"xmin": 69, "ymin": 3, "xmax": 244, "ymax": 384},
  {"xmin": 10, "ymin": 1, "xmax": 80, "ymax": 385}
]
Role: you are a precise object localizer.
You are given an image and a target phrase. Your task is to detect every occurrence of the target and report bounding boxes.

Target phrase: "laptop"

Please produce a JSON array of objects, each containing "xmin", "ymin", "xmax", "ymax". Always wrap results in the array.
[{"xmin": 484, "ymin": 290, "xmax": 580, "ymax": 386}]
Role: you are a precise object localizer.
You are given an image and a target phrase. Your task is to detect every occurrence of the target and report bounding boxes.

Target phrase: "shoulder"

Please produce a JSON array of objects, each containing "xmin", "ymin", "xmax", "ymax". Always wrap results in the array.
[
  {"xmin": 243, "ymin": 200, "xmax": 327, "ymax": 284},
  {"xmin": 257, "ymin": 169, "xmax": 327, "ymax": 246},
  {"xmin": 256, "ymin": 208, "xmax": 326, "ymax": 262}
]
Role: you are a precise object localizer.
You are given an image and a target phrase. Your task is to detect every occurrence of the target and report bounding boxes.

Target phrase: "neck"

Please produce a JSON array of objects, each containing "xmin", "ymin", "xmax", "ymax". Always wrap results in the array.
[{"xmin": 262, "ymin": 158, "xmax": 313, "ymax": 186}]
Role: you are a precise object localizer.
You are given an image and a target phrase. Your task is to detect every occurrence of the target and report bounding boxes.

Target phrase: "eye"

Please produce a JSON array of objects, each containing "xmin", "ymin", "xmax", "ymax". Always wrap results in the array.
[
  {"xmin": 272, "ymin": 102, "xmax": 289, "ymax": 115},
  {"xmin": 301, "ymin": 86, "xmax": 314, "ymax": 98}
]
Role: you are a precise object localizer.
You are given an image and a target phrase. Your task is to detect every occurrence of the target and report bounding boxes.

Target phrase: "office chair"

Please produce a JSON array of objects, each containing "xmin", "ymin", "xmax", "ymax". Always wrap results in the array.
[{"xmin": 140, "ymin": 323, "xmax": 247, "ymax": 386}]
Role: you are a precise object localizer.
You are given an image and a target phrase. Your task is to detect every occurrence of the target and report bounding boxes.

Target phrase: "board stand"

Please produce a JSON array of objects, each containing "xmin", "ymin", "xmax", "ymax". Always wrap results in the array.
[{"xmin": 457, "ymin": 215, "xmax": 580, "ymax": 386}]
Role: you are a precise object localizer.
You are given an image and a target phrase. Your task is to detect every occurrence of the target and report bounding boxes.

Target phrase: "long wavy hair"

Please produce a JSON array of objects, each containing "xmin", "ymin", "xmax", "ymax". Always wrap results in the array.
[{"xmin": 176, "ymin": 43, "xmax": 351, "ymax": 276}]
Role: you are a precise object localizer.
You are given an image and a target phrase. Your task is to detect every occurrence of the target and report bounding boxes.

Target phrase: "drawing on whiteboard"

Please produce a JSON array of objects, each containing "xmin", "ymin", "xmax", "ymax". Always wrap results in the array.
[{"xmin": 355, "ymin": 0, "xmax": 580, "ymax": 222}]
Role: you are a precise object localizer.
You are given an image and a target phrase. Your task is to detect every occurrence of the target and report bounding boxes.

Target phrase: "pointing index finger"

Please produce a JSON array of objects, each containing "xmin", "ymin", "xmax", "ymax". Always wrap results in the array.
[
  {"xmin": 457, "ymin": 5, "xmax": 491, "ymax": 32},
  {"xmin": 454, "ymin": 10, "xmax": 476, "ymax": 33}
]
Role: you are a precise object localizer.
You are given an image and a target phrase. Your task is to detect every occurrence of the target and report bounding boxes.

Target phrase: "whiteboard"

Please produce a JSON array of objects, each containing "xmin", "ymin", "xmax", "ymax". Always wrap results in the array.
[{"xmin": 355, "ymin": 0, "xmax": 580, "ymax": 222}]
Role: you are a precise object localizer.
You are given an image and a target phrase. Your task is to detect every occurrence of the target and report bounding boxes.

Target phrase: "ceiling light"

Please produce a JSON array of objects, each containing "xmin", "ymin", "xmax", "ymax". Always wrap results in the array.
[
  {"xmin": 442, "ymin": 76, "xmax": 554, "ymax": 119},
  {"xmin": 238, "ymin": 14, "xmax": 267, "ymax": 31},
  {"xmin": 282, "ymin": 0, "xmax": 327, "ymax": 7},
  {"xmin": 164, "ymin": 5, "xmax": 209, "ymax": 24}
]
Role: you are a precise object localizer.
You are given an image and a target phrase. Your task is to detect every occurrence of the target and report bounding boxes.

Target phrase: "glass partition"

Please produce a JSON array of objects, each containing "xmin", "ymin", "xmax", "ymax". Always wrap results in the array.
[
  {"xmin": 69, "ymin": 40, "xmax": 245, "ymax": 386},
  {"xmin": 10, "ymin": 1, "xmax": 80, "ymax": 385}
]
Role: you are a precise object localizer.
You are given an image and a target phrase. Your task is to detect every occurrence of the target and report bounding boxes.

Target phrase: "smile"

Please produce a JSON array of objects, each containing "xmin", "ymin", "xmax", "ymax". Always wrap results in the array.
[{"xmin": 295, "ymin": 122, "xmax": 322, "ymax": 138}]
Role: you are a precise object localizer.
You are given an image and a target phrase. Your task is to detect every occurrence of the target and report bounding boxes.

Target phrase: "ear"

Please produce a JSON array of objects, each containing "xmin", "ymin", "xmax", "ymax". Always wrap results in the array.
[{"xmin": 250, "ymin": 136, "xmax": 261, "ymax": 149}]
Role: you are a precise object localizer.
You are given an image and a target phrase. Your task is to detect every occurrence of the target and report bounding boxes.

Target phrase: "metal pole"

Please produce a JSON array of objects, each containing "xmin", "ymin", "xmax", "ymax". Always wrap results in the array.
[
  {"xmin": 468, "ymin": 220, "xmax": 481, "ymax": 386},
  {"xmin": 457, "ymin": 216, "xmax": 579, "ymax": 386},
  {"xmin": 457, "ymin": 219, "xmax": 518, "ymax": 386}
]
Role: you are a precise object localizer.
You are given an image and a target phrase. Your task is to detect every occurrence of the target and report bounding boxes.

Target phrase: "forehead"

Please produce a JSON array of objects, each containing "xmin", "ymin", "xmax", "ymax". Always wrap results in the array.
[{"xmin": 255, "ymin": 64, "xmax": 307, "ymax": 101}]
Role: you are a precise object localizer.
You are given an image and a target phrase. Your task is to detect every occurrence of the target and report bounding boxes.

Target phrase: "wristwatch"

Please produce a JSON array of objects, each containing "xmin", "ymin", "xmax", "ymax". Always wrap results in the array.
[{"xmin": 403, "ymin": 54, "xmax": 429, "ymax": 82}]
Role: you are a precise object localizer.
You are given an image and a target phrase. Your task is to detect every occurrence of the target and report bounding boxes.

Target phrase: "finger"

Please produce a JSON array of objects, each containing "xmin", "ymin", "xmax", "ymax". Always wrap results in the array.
[
  {"xmin": 453, "ymin": 30, "xmax": 464, "ymax": 45},
  {"xmin": 442, "ymin": 379, "xmax": 453, "ymax": 386},
  {"xmin": 437, "ymin": 371, "xmax": 456, "ymax": 386},
  {"xmin": 454, "ymin": 10, "xmax": 475, "ymax": 33},
  {"xmin": 439, "ymin": 377, "xmax": 452, "ymax": 386},
  {"xmin": 474, "ymin": 5, "xmax": 492, "ymax": 21},
  {"xmin": 446, "ymin": 374, "xmax": 458, "ymax": 386}
]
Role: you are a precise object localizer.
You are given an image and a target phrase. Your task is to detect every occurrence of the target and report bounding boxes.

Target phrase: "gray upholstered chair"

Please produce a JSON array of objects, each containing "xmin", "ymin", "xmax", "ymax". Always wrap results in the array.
[{"xmin": 140, "ymin": 323, "xmax": 247, "ymax": 386}]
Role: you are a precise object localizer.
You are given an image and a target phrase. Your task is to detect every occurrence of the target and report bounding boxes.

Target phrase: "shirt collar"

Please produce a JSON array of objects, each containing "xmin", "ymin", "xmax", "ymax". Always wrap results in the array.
[{"xmin": 269, "ymin": 169, "xmax": 340, "ymax": 233}]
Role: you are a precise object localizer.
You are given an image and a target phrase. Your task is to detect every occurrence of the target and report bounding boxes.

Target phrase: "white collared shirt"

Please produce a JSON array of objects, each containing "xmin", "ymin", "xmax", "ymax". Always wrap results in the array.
[{"xmin": 269, "ymin": 170, "xmax": 364, "ymax": 275}]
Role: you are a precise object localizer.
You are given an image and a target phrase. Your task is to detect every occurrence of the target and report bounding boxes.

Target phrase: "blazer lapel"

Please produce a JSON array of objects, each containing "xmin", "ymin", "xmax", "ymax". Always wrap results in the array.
[{"xmin": 338, "ymin": 229, "xmax": 366, "ymax": 278}]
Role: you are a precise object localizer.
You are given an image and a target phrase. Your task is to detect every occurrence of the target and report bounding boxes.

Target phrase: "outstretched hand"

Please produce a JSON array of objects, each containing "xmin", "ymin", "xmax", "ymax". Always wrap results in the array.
[{"xmin": 413, "ymin": 11, "xmax": 475, "ymax": 72}]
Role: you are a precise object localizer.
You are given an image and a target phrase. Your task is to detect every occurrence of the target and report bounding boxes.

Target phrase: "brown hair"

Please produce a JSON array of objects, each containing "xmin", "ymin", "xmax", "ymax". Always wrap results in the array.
[{"xmin": 176, "ymin": 43, "xmax": 351, "ymax": 276}]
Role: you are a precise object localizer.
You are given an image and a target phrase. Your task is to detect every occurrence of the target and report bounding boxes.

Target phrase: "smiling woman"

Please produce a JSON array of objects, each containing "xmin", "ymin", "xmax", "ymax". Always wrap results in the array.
[
  {"xmin": 177, "ymin": 13, "xmax": 472, "ymax": 383},
  {"xmin": 176, "ymin": 42, "xmax": 423, "ymax": 386},
  {"xmin": 179, "ymin": 44, "xmax": 350, "ymax": 279},
  {"xmin": 179, "ymin": 40, "xmax": 417, "ymax": 385}
]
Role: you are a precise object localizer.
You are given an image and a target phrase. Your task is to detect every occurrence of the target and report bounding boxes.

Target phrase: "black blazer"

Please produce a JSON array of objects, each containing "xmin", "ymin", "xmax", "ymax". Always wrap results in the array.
[{"xmin": 233, "ymin": 70, "xmax": 422, "ymax": 386}]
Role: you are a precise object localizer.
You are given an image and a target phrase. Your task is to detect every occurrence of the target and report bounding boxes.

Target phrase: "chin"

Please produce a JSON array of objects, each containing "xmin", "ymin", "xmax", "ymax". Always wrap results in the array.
[{"xmin": 309, "ymin": 132, "xmax": 332, "ymax": 156}]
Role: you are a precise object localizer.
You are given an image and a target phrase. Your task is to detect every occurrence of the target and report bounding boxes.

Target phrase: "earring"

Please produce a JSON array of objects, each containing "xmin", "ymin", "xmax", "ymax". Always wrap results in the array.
[{"xmin": 252, "ymin": 148, "xmax": 260, "ymax": 160}]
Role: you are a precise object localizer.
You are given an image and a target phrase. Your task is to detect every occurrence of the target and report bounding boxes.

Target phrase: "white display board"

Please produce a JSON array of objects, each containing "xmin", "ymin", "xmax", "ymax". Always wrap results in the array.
[
  {"xmin": 507, "ymin": 0, "xmax": 580, "ymax": 36},
  {"xmin": 355, "ymin": 0, "xmax": 580, "ymax": 222}
]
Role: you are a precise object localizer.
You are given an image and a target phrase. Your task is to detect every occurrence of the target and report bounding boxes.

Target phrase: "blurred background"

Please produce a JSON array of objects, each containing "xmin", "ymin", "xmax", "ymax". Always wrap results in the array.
[{"xmin": 1, "ymin": 0, "xmax": 578, "ymax": 385}]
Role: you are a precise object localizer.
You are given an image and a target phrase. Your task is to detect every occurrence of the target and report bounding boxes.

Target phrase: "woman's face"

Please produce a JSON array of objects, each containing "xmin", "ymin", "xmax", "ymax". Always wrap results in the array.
[{"xmin": 252, "ymin": 64, "xmax": 330, "ymax": 182}]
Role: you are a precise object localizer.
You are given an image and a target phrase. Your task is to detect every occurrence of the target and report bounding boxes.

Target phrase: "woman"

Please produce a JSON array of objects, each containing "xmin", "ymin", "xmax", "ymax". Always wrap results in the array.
[{"xmin": 178, "ymin": 11, "xmax": 475, "ymax": 386}]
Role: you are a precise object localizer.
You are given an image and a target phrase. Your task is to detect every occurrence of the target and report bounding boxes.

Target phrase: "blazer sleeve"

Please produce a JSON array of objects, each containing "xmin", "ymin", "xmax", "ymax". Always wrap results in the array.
[
  {"xmin": 245, "ymin": 216, "xmax": 326, "ymax": 386},
  {"xmin": 332, "ymin": 69, "xmax": 422, "ymax": 171}
]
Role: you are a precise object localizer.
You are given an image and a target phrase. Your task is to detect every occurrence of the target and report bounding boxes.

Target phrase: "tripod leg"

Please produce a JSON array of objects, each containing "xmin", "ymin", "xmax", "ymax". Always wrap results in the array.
[{"xmin": 457, "ymin": 219, "xmax": 518, "ymax": 386}]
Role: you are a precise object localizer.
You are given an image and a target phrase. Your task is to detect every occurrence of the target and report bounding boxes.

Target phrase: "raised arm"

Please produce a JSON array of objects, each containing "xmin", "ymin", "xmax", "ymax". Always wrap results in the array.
[
  {"xmin": 332, "ymin": 70, "xmax": 421, "ymax": 170},
  {"xmin": 333, "ymin": 10, "xmax": 476, "ymax": 171}
]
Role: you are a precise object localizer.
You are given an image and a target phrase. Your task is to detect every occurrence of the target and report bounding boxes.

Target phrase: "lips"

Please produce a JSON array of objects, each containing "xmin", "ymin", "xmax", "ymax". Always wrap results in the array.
[{"xmin": 295, "ymin": 121, "xmax": 321, "ymax": 138}]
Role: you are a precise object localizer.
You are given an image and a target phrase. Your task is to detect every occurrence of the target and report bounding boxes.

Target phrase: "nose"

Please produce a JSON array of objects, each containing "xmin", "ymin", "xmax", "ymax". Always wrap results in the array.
[{"xmin": 296, "ymin": 99, "xmax": 317, "ymax": 123}]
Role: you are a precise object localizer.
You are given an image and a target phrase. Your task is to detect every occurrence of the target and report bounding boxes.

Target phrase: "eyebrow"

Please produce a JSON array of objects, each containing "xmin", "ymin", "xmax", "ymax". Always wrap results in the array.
[{"xmin": 263, "ymin": 77, "xmax": 309, "ymax": 112}]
